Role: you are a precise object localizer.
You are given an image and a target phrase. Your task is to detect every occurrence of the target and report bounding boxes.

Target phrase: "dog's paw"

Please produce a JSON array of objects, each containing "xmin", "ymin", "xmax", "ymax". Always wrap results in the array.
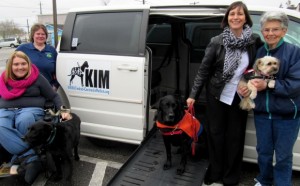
[
  {"xmin": 250, "ymin": 100, "xmax": 256, "ymax": 109},
  {"xmin": 249, "ymin": 89, "xmax": 257, "ymax": 99},
  {"xmin": 176, "ymin": 167, "xmax": 185, "ymax": 175},
  {"xmin": 64, "ymin": 180, "xmax": 73, "ymax": 186},
  {"xmin": 163, "ymin": 160, "xmax": 172, "ymax": 170},
  {"xmin": 49, "ymin": 172, "xmax": 63, "ymax": 182},
  {"xmin": 74, "ymin": 155, "xmax": 80, "ymax": 161},
  {"xmin": 239, "ymin": 98, "xmax": 252, "ymax": 111}
]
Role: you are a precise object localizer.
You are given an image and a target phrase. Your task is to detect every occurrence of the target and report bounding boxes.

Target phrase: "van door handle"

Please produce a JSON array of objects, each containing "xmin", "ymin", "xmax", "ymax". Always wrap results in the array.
[{"xmin": 117, "ymin": 65, "xmax": 138, "ymax": 71}]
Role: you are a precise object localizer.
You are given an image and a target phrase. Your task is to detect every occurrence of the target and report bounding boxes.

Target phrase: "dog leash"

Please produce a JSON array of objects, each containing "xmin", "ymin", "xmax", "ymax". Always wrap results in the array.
[{"xmin": 187, "ymin": 105, "xmax": 199, "ymax": 156}]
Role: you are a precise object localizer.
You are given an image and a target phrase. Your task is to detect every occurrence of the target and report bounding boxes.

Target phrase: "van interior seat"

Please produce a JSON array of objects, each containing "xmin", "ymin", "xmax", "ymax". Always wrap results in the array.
[{"xmin": 187, "ymin": 24, "xmax": 222, "ymax": 104}]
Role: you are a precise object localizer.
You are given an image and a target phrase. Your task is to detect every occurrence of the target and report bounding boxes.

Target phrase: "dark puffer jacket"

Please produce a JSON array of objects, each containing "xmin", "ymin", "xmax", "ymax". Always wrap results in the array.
[
  {"xmin": 189, "ymin": 33, "xmax": 262, "ymax": 100},
  {"xmin": 254, "ymin": 41, "xmax": 300, "ymax": 119}
]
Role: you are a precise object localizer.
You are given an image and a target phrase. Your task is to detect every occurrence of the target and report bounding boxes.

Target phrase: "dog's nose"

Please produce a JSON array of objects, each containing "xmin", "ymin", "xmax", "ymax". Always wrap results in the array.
[{"xmin": 169, "ymin": 115, "xmax": 174, "ymax": 120}]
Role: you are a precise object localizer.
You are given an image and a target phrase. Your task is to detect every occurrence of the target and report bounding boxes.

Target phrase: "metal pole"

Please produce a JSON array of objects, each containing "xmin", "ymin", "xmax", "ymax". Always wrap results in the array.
[
  {"xmin": 52, "ymin": 0, "xmax": 58, "ymax": 47},
  {"xmin": 40, "ymin": 1, "xmax": 43, "ymax": 14},
  {"xmin": 27, "ymin": 19, "xmax": 29, "ymax": 35}
]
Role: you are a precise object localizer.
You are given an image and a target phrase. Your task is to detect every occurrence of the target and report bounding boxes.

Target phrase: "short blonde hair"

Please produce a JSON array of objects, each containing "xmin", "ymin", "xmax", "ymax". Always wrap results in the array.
[
  {"xmin": 5, "ymin": 51, "xmax": 32, "ymax": 81},
  {"xmin": 29, "ymin": 23, "xmax": 48, "ymax": 43}
]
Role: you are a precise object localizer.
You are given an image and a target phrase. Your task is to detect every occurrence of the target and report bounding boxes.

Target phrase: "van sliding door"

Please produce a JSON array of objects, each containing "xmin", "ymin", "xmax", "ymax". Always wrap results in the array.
[{"xmin": 57, "ymin": 7, "xmax": 150, "ymax": 144}]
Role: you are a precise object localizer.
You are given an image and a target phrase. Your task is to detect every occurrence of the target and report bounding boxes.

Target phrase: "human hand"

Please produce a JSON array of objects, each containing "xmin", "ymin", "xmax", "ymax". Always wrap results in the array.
[
  {"xmin": 186, "ymin": 98, "xmax": 195, "ymax": 107},
  {"xmin": 237, "ymin": 84, "xmax": 250, "ymax": 97},
  {"xmin": 250, "ymin": 79, "xmax": 267, "ymax": 91},
  {"xmin": 59, "ymin": 106, "xmax": 72, "ymax": 120},
  {"xmin": 61, "ymin": 112, "xmax": 72, "ymax": 120},
  {"xmin": 52, "ymin": 86, "xmax": 58, "ymax": 92}
]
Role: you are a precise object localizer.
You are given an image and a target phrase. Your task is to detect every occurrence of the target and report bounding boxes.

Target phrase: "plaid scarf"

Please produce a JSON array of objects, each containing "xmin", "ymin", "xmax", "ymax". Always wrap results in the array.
[{"xmin": 222, "ymin": 24, "xmax": 252, "ymax": 82}]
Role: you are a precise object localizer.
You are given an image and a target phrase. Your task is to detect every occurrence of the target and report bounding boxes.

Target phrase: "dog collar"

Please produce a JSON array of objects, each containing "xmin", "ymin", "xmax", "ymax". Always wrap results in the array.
[
  {"xmin": 159, "ymin": 129, "xmax": 183, "ymax": 136},
  {"xmin": 243, "ymin": 69, "xmax": 276, "ymax": 81},
  {"xmin": 251, "ymin": 75, "xmax": 276, "ymax": 80}
]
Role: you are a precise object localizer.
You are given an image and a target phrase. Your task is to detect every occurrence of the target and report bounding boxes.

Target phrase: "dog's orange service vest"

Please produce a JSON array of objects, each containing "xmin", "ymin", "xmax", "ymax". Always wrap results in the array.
[{"xmin": 156, "ymin": 110, "xmax": 200, "ymax": 140}]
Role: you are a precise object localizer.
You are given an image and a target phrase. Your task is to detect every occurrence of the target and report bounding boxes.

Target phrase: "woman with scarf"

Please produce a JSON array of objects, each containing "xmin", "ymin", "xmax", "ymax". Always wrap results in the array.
[
  {"xmin": 186, "ymin": 1, "xmax": 263, "ymax": 186},
  {"xmin": 0, "ymin": 51, "xmax": 71, "ymax": 184}
]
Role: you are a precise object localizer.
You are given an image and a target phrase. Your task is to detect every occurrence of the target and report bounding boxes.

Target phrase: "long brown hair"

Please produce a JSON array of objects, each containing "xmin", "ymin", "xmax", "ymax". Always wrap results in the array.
[{"xmin": 5, "ymin": 51, "xmax": 32, "ymax": 81}]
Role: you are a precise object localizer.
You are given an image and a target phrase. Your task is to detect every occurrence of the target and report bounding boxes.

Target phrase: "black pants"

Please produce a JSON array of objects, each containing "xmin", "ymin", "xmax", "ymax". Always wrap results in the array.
[{"xmin": 205, "ymin": 93, "xmax": 248, "ymax": 185}]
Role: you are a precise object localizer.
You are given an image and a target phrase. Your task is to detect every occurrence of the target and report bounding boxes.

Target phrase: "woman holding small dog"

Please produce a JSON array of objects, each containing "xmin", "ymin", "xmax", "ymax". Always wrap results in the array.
[
  {"xmin": 186, "ymin": 1, "xmax": 263, "ymax": 185},
  {"xmin": 0, "ymin": 51, "xmax": 71, "ymax": 184},
  {"xmin": 245, "ymin": 11, "xmax": 300, "ymax": 186}
]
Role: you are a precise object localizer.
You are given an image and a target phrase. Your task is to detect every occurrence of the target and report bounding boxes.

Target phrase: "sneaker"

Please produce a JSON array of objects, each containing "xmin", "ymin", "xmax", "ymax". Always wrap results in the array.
[
  {"xmin": 254, "ymin": 178, "xmax": 262, "ymax": 186},
  {"xmin": 9, "ymin": 165, "xmax": 19, "ymax": 175},
  {"xmin": 0, "ymin": 163, "xmax": 11, "ymax": 178},
  {"xmin": 212, "ymin": 183, "xmax": 224, "ymax": 186},
  {"xmin": 254, "ymin": 183, "xmax": 262, "ymax": 186},
  {"xmin": 202, "ymin": 182, "xmax": 224, "ymax": 186}
]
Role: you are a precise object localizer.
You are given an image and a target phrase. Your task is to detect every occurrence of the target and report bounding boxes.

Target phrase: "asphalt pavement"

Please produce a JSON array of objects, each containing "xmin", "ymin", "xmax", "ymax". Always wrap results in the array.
[
  {"xmin": 0, "ymin": 136, "xmax": 136, "ymax": 186},
  {"xmin": 1, "ymin": 135, "xmax": 299, "ymax": 186}
]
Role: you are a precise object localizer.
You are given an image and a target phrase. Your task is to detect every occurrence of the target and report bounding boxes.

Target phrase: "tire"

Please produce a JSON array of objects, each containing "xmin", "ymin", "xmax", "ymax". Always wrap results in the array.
[{"xmin": 10, "ymin": 44, "xmax": 15, "ymax": 48}]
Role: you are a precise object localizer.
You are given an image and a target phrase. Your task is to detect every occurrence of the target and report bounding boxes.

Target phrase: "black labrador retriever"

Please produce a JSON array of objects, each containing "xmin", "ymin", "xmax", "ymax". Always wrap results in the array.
[
  {"xmin": 156, "ymin": 95, "xmax": 202, "ymax": 175},
  {"xmin": 24, "ymin": 113, "xmax": 81, "ymax": 185}
]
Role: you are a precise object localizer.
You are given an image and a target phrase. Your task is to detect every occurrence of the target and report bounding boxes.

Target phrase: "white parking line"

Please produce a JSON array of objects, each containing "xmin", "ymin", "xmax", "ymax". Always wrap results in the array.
[
  {"xmin": 89, "ymin": 162, "xmax": 107, "ymax": 186},
  {"xmin": 79, "ymin": 155, "xmax": 123, "ymax": 169}
]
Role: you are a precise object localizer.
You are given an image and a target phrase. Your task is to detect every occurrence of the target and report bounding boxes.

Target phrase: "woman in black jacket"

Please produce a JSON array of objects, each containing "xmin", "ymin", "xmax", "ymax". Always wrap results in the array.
[{"xmin": 186, "ymin": 1, "xmax": 262, "ymax": 185}]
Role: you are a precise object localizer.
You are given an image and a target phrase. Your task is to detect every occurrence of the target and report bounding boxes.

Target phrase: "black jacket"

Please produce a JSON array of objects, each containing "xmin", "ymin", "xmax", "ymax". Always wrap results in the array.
[{"xmin": 189, "ymin": 33, "xmax": 263, "ymax": 100}]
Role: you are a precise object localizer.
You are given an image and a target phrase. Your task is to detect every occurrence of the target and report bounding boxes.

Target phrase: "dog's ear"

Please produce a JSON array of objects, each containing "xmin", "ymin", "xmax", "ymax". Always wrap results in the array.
[
  {"xmin": 154, "ymin": 97, "xmax": 163, "ymax": 122},
  {"xmin": 253, "ymin": 58, "xmax": 262, "ymax": 72},
  {"xmin": 157, "ymin": 97, "xmax": 163, "ymax": 111},
  {"xmin": 274, "ymin": 58, "xmax": 280, "ymax": 66}
]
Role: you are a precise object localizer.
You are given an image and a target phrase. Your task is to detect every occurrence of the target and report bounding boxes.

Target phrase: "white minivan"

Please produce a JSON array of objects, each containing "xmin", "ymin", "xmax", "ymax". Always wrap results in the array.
[
  {"xmin": 56, "ymin": 3, "xmax": 300, "ymax": 170},
  {"xmin": 0, "ymin": 37, "xmax": 21, "ymax": 48}
]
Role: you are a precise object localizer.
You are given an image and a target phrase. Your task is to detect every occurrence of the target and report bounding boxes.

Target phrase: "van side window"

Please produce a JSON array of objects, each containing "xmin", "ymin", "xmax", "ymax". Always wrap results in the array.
[
  {"xmin": 147, "ymin": 24, "xmax": 172, "ymax": 44},
  {"xmin": 72, "ymin": 12, "xmax": 143, "ymax": 56}
]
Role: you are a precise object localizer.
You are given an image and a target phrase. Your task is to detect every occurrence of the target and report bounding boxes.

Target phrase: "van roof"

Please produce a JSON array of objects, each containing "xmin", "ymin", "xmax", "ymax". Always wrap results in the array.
[{"xmin": 68, "ymin": 4, "xmax": 300, "ymax": 19}]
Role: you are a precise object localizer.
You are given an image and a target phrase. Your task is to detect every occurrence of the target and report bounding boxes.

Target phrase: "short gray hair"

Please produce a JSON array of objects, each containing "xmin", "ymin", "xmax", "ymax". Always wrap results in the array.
[{"xmin": 260, "ymin": 11, "xmax": 289, "ymax": 29}]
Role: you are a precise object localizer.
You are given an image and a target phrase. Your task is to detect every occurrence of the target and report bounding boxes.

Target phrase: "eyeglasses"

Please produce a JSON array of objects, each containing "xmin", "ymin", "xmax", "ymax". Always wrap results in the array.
[{"xmin": 262, "ymin": 27, "xmax": 283, "ymax": 34}]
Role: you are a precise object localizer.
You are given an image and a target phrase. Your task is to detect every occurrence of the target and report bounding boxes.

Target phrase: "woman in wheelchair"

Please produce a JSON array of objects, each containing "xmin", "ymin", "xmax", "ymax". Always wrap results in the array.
[{"xmin": 0, "ymin": 51, "xmax": 71, "ymax": 184}]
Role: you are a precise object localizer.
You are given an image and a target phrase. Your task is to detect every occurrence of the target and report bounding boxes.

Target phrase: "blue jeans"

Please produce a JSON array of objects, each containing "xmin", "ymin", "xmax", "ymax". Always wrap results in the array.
[
  {"xmin": 0, "ymin": 107, "xmax": 44, "ymax": 163},
  {"xmin": 254, "ymin": 114, "xmax": 300, "ymax": 186}
]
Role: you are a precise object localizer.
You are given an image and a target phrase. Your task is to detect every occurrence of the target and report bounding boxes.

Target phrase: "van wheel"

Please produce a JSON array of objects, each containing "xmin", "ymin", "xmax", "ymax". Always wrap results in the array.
[{"xmin": 10, "ymin": 44, "xmax": 15, "ymax": 48}]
